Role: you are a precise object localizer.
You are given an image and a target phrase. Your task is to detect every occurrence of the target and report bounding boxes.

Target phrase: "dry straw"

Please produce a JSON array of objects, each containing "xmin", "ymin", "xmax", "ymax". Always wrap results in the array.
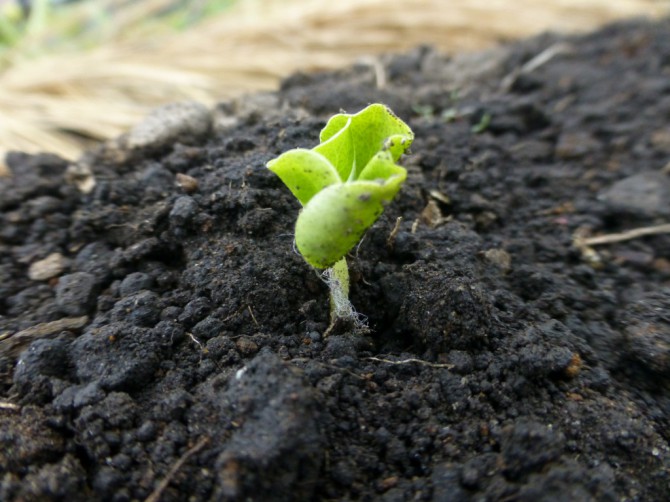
[{"xmin": 0, "ymin": 0, "xmax": 667, "ymax": 175}]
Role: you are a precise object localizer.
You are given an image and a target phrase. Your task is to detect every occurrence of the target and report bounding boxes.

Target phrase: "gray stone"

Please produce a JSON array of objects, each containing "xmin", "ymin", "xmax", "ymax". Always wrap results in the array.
[
  {"xmin": 598, "ymin": 171, "xmax": 670, "ymax": 217},
  {"xmin": 126, "ymin": 101, "xmax": 211, "ymax": 151},
  {"xmin": 55, "ymin": 272, "xmax": 98, "ymax": 316},
  {"xmin": 13, "ymin": 338, "xmax": 71, "ymax": 388},
  {"xmin": 119, "ymin": 272, "xmax": 153, "ymax": 297},
  {"xmin": 169, "ymin": 195, "xmax": 198, "ymax": 227}
]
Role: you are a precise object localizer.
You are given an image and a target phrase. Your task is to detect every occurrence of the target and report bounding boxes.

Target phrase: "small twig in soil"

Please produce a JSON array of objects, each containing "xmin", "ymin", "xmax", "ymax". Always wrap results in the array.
[
  {"xmin": 411, "ymin": 218, "xmax": 420, "ymax": 234},
  {"xmin": 578, "ymin": 223, "xmax": 670, "ymax": 246},
  {"xmin": 0, "ymin": 316, "xmax": 89, "ymax": 358},
  {"xmin": 290, "ymin": 358, "xmax": 369, "ymax": 381},
  {"xmin": 354, "ymin": 232, "xmax": 367, "ymax": 258},
  {"xmin": 145, "ymin": 436, "xmax": 210, "ymax": 502},
  {"xmin": 0, "ymin": 401, "xmax": 20, "ymax": 411},
  {"xmin": 500, "ymin": 42, "xmax": 573, "ymax": 91},
  {"xmin": 365, "ymin": 357, "xmax": 454, "ymax": 369},
  {"xmin": 358, "ymin": 56, "xmax": 387, "ymax": 89},
  {"xmin": 386, "ymin": 216, "xmax": 403, "ymax": 250},
  {"xmin": 221, "ymin": 305, "xmax": 248, "ymax": 323},
  {"xmin": 186, "ymin": 332, "xmax": 206, "ymax": 353},
  {"xmin": 247, "ymin": 305, "xmax": 259, "ymax": 327}
]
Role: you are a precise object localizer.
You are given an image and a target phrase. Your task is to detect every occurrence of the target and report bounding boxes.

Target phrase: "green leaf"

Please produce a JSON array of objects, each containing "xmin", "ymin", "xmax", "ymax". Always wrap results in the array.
[
  {"xmin": 295, "ymin": 176, "xmax": 405, "ymax": 269},
  {"xmin": 267, "ymin": 149, "xmax": 341, "ymax": 206},
  {"xmin": 266, "ymin": 103, "xmax": 413, "ymax": 269},
  {"xmin": 358, "ymin": 150, "xmax": 406, "ymax": 184},
  {"xmin": 316, "ymin": 103, "xmax": 414, "ymax": 180},
  {"xmin": 313, "ymin": 118, "xmax": 356, "ymax": 182}
]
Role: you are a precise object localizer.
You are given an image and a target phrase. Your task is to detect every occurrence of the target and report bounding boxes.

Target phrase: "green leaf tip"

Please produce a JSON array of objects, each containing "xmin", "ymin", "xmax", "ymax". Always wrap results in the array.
[{"xmin": 267, "ymin": 103, "xmax": 413, "ymax": 269}]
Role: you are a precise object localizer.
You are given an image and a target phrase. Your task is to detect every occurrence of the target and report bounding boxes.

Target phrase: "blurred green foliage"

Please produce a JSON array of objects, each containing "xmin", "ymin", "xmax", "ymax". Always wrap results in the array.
[{"xmin": 0, "ymin": 0, "xmax": 239, "ymax": 67}]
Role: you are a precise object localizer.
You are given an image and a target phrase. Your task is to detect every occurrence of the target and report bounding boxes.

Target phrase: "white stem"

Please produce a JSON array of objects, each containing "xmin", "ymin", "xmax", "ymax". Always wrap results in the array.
[
  {"xmin": 323, "ymin": 257, "xmax": 368, "ymax": 335},
  {"xmin": 327, "ymin": 257, "xmax": 353, "ymax": 322}
]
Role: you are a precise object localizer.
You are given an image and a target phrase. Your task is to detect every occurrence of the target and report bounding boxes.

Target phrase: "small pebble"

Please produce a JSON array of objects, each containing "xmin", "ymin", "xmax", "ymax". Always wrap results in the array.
[
  {"xmin": 650, "ymin": 128, "xmax": 670, "ymax": 153},
  {"xmin": 483, "ymin": 248, "xmax": 512, "ymax": 272},
  {"xmin": 555, "ymin": 131, "xmax": 601, "ymax": 159},
  {"xmin": 176, "ymin": 173, "xmax": 199, "ymax": 193},
  {"xmin": 169, "ymin": 196, "xmax": 198, "ymax": 227},
  {"xmin": 235, "ymin": 336, "xmax": 259, "ymax": 356},
  {"xmin": 29, "ymin": 252, "xmax": 69, "ymax": 281},
  {"xmin": 119, "ymin": 272, "xmax": 153, "ymax": 296},
  {"xmin": 598, "ymin": 172, "xmax": 670, "ymax": 217},
  {"xmin": 127, "ymin": 101, "xmax": 211, "ymax": 151},
  {"xmin": 55, "ymin": 272, "xmax": 98, "ymax": 316}
]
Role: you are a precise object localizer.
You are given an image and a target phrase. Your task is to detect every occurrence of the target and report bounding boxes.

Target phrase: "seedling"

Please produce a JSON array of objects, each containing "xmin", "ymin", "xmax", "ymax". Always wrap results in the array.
[{"xmin": 267, "ymin": 103, "xmax": 414, "ymax": 331}]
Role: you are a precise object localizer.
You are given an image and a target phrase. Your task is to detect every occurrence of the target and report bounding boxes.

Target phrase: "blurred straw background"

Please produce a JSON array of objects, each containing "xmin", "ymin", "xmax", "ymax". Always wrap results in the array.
[{"xmin": 1, "ymin": 0, "xmax": 668, "ymax": 175}]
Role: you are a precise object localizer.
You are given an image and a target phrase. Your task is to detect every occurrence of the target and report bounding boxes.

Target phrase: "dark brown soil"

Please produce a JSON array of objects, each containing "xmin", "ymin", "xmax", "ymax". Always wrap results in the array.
[{"xmin": 2, "ymin": 18, "xmax": 670, "ymax": 502}]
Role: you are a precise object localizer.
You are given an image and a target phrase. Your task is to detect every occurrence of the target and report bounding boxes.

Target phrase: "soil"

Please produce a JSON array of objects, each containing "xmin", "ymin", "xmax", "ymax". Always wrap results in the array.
[{"xmin": 1, "ymin": 18, "xmax": 670, "ymax": 502}]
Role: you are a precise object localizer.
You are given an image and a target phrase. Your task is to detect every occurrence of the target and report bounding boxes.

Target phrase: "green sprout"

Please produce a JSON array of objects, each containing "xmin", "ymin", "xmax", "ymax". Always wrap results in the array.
[
  {"xmin": 471, "ymin": 112, "xmax": 491, "ymax": 133},
  {"xmin": 267, "ymin": 103, "xmax": 414, "ymax": 331}
]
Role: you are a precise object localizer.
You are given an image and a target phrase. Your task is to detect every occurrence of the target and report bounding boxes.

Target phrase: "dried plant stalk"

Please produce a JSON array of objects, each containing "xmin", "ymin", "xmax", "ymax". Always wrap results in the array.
[{"xmin": 1, "ymin": 0, "xmax": 667, "ymax": 174}]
